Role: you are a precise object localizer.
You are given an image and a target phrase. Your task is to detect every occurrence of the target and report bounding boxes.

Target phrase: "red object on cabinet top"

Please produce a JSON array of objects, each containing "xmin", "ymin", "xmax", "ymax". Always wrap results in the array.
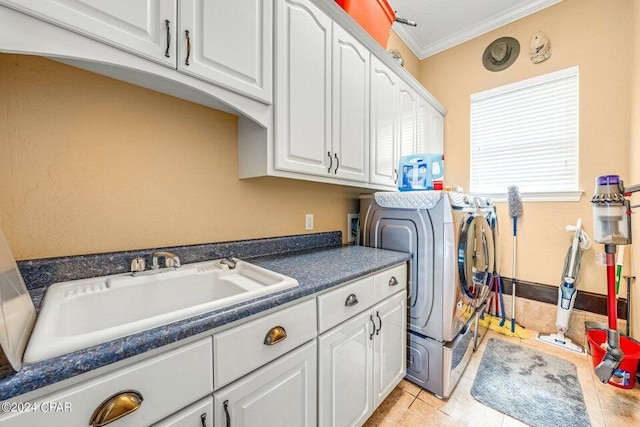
[{"xmin": 335, "ymin": 0, "xmax": 396, "ymax": 48}]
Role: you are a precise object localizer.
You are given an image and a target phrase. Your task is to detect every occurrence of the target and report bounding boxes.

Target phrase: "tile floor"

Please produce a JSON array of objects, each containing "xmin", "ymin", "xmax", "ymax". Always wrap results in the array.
[{"xmin": 364, "ymin": 329, "xmax": 640, "ymax": 426}]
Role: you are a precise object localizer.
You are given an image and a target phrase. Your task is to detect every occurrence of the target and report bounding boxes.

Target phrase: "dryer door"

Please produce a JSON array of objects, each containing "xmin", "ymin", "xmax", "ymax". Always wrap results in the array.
[
  {"xmin": 458, "ymin": 214, "xmax": 494, "ymax": 308},
  {"xmin": 484, "ymin": 208, "xmax": 499, "ymax": 274}
]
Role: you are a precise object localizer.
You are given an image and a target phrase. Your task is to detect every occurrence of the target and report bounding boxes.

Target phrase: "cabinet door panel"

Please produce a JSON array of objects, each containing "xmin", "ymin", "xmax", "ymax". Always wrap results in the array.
[
  {"xmin": 373, "ymin": 291, "xmax": 407, "ymax": 406},
  {"xmin": 179, "ymin": 0, "xmax": 272, "ymax": 103},
  {"xmin": 0, "ymin": 0, "xmax": 176, "ymax": 66},
  {"xmin": 214, "ymin": 341, "xmax": 317, "ymax": 427},
  {"xmin": 275, "ymin": 0, "xmax": 332, "ymax": 176},
  {"xmin": 332, "ymin": 24, "xmax": 369, "ymax": 182},
  {"xmin": 319, "ymin": 310, "xmax": 374, "ymax": 427},
  {"xmin": 398, "ymin": 82, "xmax": 417, "ymax": 158},
  {"xmin": 370, "ymin": 56, "xmax": 398, "ymax": 187},
  {"xmin": 417, "ymin": 97, "xmax": 444, "ymax": 155}
]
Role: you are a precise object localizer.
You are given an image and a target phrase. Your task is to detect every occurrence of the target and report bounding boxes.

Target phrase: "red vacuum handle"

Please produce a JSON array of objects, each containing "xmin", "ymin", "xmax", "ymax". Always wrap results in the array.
[{"xmin": 606, "ymin": 251, "xmax": 617, "ymax": 330}]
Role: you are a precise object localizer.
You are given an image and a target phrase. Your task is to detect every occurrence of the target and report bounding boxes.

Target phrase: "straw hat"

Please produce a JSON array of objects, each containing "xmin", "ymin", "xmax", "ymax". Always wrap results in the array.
[{"xmin": 482, "ymin": 37, "xmax": 520, "ymax": 71}]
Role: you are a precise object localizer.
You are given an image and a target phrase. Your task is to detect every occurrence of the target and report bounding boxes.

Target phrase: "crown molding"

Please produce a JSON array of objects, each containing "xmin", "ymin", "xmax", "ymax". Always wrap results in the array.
[{"xmin": 394, "ymin": 0, "xmax": 563, "ymax": 60}]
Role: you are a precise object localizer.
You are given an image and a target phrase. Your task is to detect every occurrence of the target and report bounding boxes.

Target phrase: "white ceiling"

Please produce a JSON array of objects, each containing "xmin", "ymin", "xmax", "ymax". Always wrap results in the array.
[{"xmin": 388, "ymin": 0, "xmax": 563, "ymax": 59}]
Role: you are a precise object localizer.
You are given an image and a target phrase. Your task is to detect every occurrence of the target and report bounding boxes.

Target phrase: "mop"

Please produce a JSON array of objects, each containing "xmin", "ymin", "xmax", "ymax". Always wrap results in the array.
[
  {"xmin": 477, "ymin": 187, "xmax": 528, "ymax": 339},
  {"xmin": 537, "ymin": 218, "xmax": 591, "ymax": 353},
  {"xmin": 508, "ymin": 185, "xmax": 523, "ymax": 333}
]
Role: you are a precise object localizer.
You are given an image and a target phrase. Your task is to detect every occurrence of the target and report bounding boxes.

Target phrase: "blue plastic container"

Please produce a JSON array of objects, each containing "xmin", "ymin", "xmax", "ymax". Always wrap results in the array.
[{"xmin": 398, "ymin": 153, "xmax": 444, "ymax": 191}]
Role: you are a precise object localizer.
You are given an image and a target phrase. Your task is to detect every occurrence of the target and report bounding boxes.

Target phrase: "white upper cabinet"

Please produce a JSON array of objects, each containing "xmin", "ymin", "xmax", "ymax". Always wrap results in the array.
[
  {"xmin": 417, "ymin": 96, "xmax": 444, "ymax": 155},
  {"xmin": 0, "ymin": 0, "xmax": 273, "ymax": 103},
  {"xmin": 0, "ymin": 0, "xmax": 177, "ymax": 67},
  {"xmin": 274, "ymin": 0, "xmax": 332, "ymax": 176},
  {"xmin": 370, "ymin": 56, "xmax": 399, "ymax": 187},
  {"xmin": 370, "ymin": 58, "xmax": 444, "ymax": 189},
  {"xmin": 398, "ymin": 80, "xmax": 418, "ymax": 159},
  {"xmin": 178, "ymin": 0, "xmax": 272, "ymax": 103},
  {"xmin": 331, "ymin": 24, "xmax": 370, "ymax": 182}
]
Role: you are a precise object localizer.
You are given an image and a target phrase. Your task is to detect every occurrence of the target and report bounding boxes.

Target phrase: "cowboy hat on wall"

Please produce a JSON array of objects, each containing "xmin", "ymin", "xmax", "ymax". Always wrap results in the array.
[{"xmin": 483, "ymin": 37, "xmax": 520, "ymax": 71}]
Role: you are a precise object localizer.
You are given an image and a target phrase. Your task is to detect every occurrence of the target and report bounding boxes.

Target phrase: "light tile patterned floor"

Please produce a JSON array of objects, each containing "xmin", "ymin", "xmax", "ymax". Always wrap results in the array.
[{"xmin": 364, "ymin": 329, "xmax": 640, "ymax": 426}]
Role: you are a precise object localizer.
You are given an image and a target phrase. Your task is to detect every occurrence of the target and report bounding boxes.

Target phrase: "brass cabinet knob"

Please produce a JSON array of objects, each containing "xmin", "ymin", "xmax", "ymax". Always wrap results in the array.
[
  {"xmin": 264, "ymin": 326, "xmax": 287, "ymax": 346},
  {"xmin": 89, "ymin": 390, "xmax": 143, "ymax": 426}
]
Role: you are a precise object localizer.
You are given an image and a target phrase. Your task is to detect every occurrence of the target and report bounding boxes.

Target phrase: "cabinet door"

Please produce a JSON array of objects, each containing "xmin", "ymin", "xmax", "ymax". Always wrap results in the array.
[
  {"xmin": 178, "ymin": 0, "xmax": 272, "ymax": 103},
  {"xmin": 397, "ymin": 81, "xmax": 417, "ymax": 159},
  {"xmin": 370, "ymin": 56, "xmax": 398, "ymax": 187},
  {"xmin": 0, "ymin": 0, "xmax": 176, "ymax": 67},
  {"xmin": 213, "ymin": 341, "xmax": 317, "ymax": 427},
  {"xmin": 318, "ymin": 310, "xmax": 374, "ymax": 427},
  {"xmin": 275, "ymin": 0, "xmax": 332, "ymax": 176},
  {"xmin": 152, "ymin": 397, "xmax": 213, "ymax": 427},
  {"xmin": 417, "ymin": 97, "xmax": 444, "ymax": 155},
  {"xmin": 373, "ymin": 291, "xmax": 407, "ymax": 407},
  {"xmin": 331, "ymin": 24, "xmax": 369, "ymax": 183}
]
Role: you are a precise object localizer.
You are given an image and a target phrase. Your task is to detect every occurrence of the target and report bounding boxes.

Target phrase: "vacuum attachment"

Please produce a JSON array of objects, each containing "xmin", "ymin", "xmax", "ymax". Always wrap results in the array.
[{"xmin": 594, "ymin": 330, "xmax": 624, "ymax": 382}]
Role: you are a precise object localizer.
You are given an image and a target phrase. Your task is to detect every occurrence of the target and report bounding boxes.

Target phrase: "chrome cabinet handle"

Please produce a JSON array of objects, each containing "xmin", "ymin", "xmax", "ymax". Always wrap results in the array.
[
  {"xmin": 388, "ymin": 276, "xmax": 398, "ymax": 287},
  {"xmin": 223, "ymin": 400, "xmax": 231, "ymax": 427},
  {"xmin": 89, "ymin": 390, "xmax": 143, "ymax": 427},
  {"xmin": 393, "ymin": 168, "xmax": 398, "ymax": 183},
  {"xmin": 327, "ymin": 151, "xmax": 333, "ymax": 173},
  {"xmin": 376, "ymin": 311, "xmax": 382, "ymax": 335},
  {"xmin": 334, "ymin": 153, "xmax": 339, "ymax": 174},
  {"xmin": 264, "ymin": 326, "xmax": 287, "ymax": 345},
  {"xmin": 185, "ymin": 30, "xmax": 191, "ymax": 66},
  {"xmin": 345, "ymin": 293, "xmax": 359, "ymax": 307},
  {"xmin": 369, "ymin": 315, "xmax": 375, "ymax": 340},
  {"xmin": 164, "ymin": 19, "xmax": 171, "ymax": 58},
  {"xmin": 201, "ymin": 413, "xmax": 207, "ymax": 427}
]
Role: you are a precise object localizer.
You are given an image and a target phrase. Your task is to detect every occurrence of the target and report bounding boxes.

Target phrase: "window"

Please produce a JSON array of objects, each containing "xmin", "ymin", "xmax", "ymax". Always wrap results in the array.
[{"xmin": 469, "ymin": 66, "xmax": 580, "ymax": 201}]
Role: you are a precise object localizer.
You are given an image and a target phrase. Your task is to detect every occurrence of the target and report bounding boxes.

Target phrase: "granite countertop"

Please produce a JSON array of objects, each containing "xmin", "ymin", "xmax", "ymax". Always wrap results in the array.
[{"xmin": 0, "ymin": 244, "xmax": 410, "ymax": 401}]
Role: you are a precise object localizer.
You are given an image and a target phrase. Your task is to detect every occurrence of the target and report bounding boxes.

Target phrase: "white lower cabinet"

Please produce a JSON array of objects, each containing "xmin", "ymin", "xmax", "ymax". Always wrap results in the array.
[
  {"xmin": 318, "ymin": 309, "xmax": 374, "ymax": 427},
  {"xmin": 153, "ymin": 396, "xmax": 213, "ymax": 427},
  {"xmin": 319, "ymin": 289, "xmax": 407, "ymax": 427},
  {"xmin": 372, "ymin": 292, "xmax": 407, "ymax": 406},
  {"xmin": 0, "ymin": 264, "xmax": 407, "ymax": 427},
  {"xmin": 0, "ymin": 338, "xmax": 213, "ymax": 427},
  {"xmin": 213, "ymin": 340, "xmax": 317, "ymax": 427}
]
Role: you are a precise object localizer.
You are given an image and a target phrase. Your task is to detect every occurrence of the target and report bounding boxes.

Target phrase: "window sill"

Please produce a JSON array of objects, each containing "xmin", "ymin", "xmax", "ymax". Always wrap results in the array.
[{"xmin": 471, "ymin": 191, "xmax": 584, "ymax": 202}]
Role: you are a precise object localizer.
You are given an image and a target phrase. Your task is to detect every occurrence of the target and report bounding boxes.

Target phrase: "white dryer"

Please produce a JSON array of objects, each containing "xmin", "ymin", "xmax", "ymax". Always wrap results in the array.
[{"xmin": 360, "ymin": 191, "xmax": 494, "ymax": 398}]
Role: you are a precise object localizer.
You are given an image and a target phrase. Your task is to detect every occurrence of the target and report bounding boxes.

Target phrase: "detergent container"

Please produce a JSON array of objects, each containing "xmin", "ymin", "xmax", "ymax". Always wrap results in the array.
[{"xmin": 398, "ymin": 153, "xmax": 444, "ymax": 191}]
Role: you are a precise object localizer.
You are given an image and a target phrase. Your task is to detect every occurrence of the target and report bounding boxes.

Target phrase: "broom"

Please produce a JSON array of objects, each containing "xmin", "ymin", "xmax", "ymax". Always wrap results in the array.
[{"xmin": 508, "ymin": 185, "xmax": 523, "ymax": 333}]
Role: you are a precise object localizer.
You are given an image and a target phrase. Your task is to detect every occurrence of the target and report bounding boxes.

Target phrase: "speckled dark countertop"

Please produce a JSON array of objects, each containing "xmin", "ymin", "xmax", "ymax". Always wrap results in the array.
[{"xmin": 0, "ymin": 233, "xmax": 410, "ymax": 401}]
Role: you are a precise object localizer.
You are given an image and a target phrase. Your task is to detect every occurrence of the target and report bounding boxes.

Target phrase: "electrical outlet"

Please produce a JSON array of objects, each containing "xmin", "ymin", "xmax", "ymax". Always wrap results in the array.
[
  {"xmin": 305, "ymin": 214, "xmax": 314, "ymax": 230},
  {"xmin": 347, "ymin": 213, "xmax": 359, "ymax": 243}
]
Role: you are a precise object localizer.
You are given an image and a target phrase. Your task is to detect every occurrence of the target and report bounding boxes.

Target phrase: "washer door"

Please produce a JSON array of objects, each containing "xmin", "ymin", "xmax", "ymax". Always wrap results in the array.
[{"xmin": 458, "ymin": 214, "xmax": 494, "ymax": 306}]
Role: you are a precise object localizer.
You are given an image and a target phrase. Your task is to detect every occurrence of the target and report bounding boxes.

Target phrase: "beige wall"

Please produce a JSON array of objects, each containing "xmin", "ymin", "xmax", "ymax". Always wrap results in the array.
[
  {"xmin": 0, "ymin": 54, "xmax": 362, "ymax": 260},
  {"xmin": 419, "ymin": 0, "xmax": 633, "ymax": 296},
  {"xmin": 387, "ymin": 29, "xmax": 420, "ymax": 80},
  {"xmin": 630, "ymin": 2, "xmax": 640, "ymax": 338}
]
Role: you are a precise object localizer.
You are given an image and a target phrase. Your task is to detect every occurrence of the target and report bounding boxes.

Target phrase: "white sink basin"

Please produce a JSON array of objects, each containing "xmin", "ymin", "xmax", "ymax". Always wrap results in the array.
[{"xmin": 23, "ymin": 258, "xmax": 297, "ymax": 362}]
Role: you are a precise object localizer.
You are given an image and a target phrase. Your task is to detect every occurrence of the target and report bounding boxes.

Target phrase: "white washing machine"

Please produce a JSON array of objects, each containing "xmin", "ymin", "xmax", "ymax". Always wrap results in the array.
[{"xmin": 360, "ymin": 191, "xmax": 494, "ymax": 398}]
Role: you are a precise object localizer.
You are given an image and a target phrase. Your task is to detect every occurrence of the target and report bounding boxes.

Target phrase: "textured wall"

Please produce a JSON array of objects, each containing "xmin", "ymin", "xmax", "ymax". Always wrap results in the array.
[
  {"xmin": 419, "ymin": 0, "xmax": 633, "ymax": 295},
  {"xmin": 386, "ymin": 29, "xmax": 420, "ymax": 80},
  {"xmin": 629, "ymin": 2, "xmax": 640, "ymax": 339},
  {"xmin": 0, "ymin": 55, "xmax": 362, "ymax": 260}
]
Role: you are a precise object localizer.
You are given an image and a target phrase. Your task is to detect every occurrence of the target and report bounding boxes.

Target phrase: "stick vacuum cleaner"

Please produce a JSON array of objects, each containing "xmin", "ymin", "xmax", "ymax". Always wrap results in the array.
[
  {"xmin": 537, "ymin": 218, "xmax": 591, "ymax": 353},
  {"xmin": 590, "ymin": 175, "xmax": 640, "ymax": 382}
]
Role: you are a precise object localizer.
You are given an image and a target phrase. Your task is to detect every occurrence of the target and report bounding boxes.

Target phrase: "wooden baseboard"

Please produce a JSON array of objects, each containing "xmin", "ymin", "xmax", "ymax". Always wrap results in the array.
[{"xmin": 498, "ymin": 277, "xmax": 628, "ymax": 320}]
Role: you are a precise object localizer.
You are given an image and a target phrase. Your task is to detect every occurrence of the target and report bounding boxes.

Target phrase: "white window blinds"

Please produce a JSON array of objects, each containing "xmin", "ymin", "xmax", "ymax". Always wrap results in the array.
[{"xmin": 470, "ymin": 66, "xmax": 579, "ymax": 198}]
